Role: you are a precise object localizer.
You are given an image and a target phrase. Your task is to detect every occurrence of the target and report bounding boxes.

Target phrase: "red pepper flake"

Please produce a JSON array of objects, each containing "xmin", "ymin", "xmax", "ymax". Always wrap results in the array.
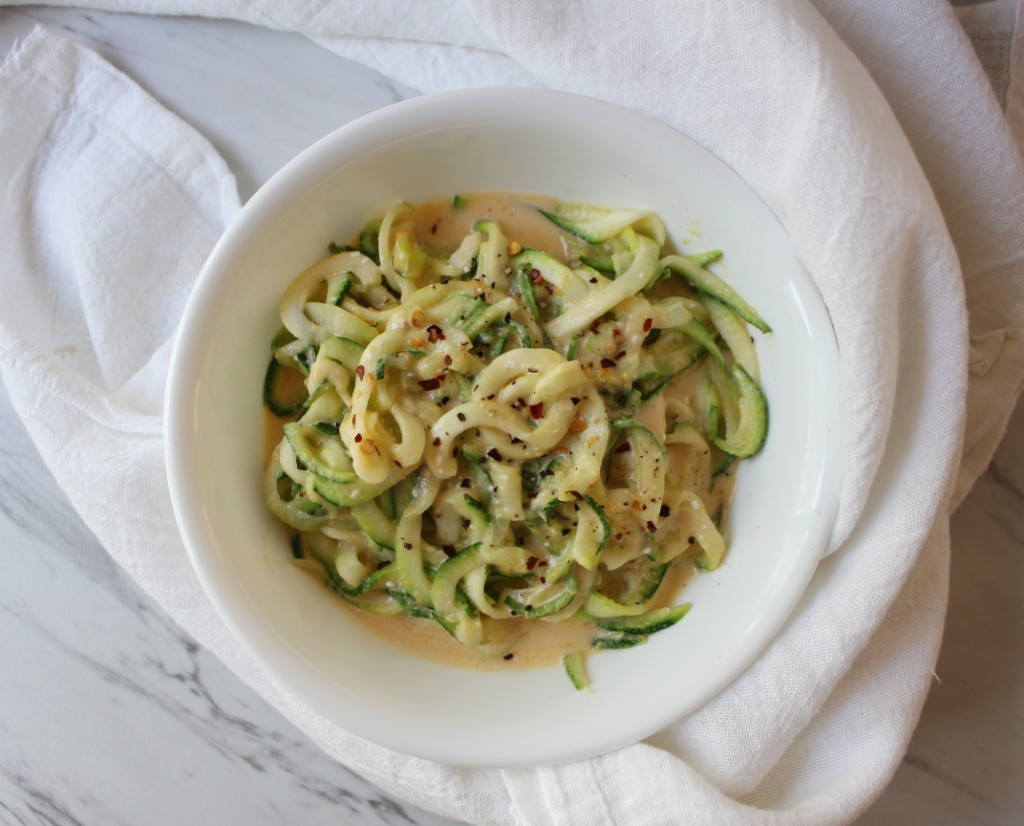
[
  {"xmin": 444, "ymin": 354, "xmax": 452, "ymax": 366},
  {"xmin": 526, "ymin": 556, "xmax": 538, "ymax": 571},
  {"xmin": 643, "ymin": 317, "xmax": 653, "ymax": 332},
  {"xmin": 646, "ymin": 520, "xmax": 657, "ymax": 533},
  {"xmin": 432, "ymin": 437, "xmax": 442, "ymax": 446},
  {"xmin": 528, "ymin": 402, "xmax": 544, "ymax": 419},
  {"xmin": 418, "ymin": 377, "xmax": 442, "ymax": 391},
  {"xmin": 614, "ymin": 440, "xmax": 631, "ymax": 454},
  {"xmin": 544, "ymin": 282, "xmax": 554, "ymax": 295},
  {"xmin": 426, "ymin": 324, "xmax": 445, "ymax": 343},
  {"xmin": 486, "ymin": 448, "xmax": 503, "ymax": 461},
  {"xmin": 531, "ymin": 268, "xmax": 544, "ymax": 285},
  {"xmin": 354, "ymin": 433, "xmax": 363, "ymax": 443},
  {"xmin": 590, "ymin": 320, "xmax": 602, "ymax": 334},
  {"xmin": 355, "ymin": 364, "xmax": 365, "ymax": 380},
  {"xmin": 456, "ymin": 412, "xmax": 466, "ymax": 422},
  {"xmin": 600, "ymin": 358, "xmax": 616, "ymax": 369},
  {"xmin": 614, "ymin": 350, "xmax": 626, "ymax": 361}
]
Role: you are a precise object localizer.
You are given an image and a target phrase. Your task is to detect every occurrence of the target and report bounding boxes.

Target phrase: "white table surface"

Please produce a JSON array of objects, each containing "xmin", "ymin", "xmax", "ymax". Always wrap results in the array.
[{"xmin": 1, "ymin": 7, "xmax": 1021, "ymax": 825}]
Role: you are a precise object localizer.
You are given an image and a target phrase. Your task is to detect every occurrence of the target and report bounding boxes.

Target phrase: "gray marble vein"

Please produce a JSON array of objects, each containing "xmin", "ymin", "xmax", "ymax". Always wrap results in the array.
[
  {"xmin": 0, "ymin": 10, "xmax": 457, "ymax": 824},
  {"xmin": 1, "ymin": 6, "xmax": 1022, "ymax": 826},
  {"xmin": 861, "ymin": 390, "xmax": 1024, "ymax": 824},
  {"xmin": 0, "ymin": 379, "xmax": 462, "ymax": 826},
  {"xmin": 0, "ymin": 6, "xmax": 415, "ymax": 202}
]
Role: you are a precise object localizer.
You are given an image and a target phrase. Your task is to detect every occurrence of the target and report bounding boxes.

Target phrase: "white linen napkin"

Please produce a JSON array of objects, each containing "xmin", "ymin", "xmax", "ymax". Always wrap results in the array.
[{"xmin": 2, "ymin": 2, "xmax": 1023, "ymax": 824}]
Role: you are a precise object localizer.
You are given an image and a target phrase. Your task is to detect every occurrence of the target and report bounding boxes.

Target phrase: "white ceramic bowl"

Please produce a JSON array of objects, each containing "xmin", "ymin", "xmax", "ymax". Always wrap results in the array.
[{"xmin": 165, "ymin": 88, "xmax": 841, "ymax": 767}]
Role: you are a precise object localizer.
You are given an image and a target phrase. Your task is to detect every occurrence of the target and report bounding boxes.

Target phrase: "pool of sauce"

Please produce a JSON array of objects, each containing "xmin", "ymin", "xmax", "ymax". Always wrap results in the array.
[{"xmin": 263, "ymin": 192, "xmax": 723, "ymax": 671}]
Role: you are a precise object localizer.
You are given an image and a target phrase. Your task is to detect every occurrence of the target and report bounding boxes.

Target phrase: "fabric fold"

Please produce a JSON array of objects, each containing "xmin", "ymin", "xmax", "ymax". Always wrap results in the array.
[
  {"xmin": 811, "ymin": 0, "xmax": 1024, "ymax": 507},
  {"xmin": 0, "ymin": 25, "xmax": 239, "ymax": 634},
  {"xmin": 2, "ymin": 2, "xmax": 1023, "ymax": 824}
]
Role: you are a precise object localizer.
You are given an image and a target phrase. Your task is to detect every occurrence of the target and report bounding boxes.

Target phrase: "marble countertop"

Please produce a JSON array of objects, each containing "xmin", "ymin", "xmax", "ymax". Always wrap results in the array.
[{"xmin": 1, "ymin": 7, "xmax": 1021, "ymax": 825}]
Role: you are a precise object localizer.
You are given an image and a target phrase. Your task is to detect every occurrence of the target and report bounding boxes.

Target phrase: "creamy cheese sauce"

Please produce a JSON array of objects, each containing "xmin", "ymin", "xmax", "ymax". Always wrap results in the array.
[
  {"xmin": 411, "ymin": 192, "xmax": 572, "ymax": 262},
  {"xmin": 350, "ymin": 551, "xmax": 697, "ymax": 672},
  {"xmin": 264, "ymin": 192, "xmax": 737, "ymax": 671},
  {"xmin": 266, "ymin": 407, "xmax": 690, "ymax": 671}
]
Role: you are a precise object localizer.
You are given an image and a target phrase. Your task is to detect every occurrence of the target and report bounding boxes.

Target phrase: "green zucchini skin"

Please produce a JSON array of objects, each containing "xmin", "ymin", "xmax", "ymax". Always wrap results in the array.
[
  {"xmin": 265, "ymin": 195, "xmax": 772, "ymax": 691},
  {"xmin": 263, "ymin": 359, "xmax": 307, "ymax": 416},
  {"xmin": 660, "ymin": 254, "xmax": 771, "ymax": 334},
  {"xmin": 505, "ymin": 574, "xmax": 579, "ymax": 618},
  {"xmin": 710, "ymin": 363, "xmax": 769, "ymax": 459},
  {"xmin": 563, "ymin": 650, "xmax": 590, "ymax": 690},
  {"xmin": 352, "ymin": 500, "xmax": 396, "ymax": 550},
  {"xmin": 283, "ymin": 423, "xmax": 358, "ymax": 484},
  {"xmin": 597, "ymin": 603, "xmax": 692, "ymax": 635}
]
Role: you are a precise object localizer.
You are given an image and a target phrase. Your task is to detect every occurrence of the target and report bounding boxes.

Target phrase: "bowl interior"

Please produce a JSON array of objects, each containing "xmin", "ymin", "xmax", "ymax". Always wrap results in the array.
[{"xmin": 166, "ymin": 88, "xmax": 841, "ymax": 767}]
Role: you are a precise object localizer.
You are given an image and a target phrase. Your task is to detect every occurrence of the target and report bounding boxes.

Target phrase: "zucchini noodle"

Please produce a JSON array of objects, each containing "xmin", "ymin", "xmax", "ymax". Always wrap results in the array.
[{"xmin": 262, "ymin": 193, "xmax": 771, "ymax": 677}]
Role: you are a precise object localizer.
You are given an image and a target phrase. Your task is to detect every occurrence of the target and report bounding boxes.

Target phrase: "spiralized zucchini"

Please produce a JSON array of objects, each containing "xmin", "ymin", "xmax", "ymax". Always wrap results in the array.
[{"xmin": 263, "ymin": 194, "xmax": 770, "ymax": 672}]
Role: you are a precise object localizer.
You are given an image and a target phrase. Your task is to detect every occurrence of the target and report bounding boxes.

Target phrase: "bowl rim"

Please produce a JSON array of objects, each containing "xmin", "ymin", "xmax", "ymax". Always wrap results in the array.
[{"xmin": 164, "ymin": 86, "xmax": 843, "ymax": 767}]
